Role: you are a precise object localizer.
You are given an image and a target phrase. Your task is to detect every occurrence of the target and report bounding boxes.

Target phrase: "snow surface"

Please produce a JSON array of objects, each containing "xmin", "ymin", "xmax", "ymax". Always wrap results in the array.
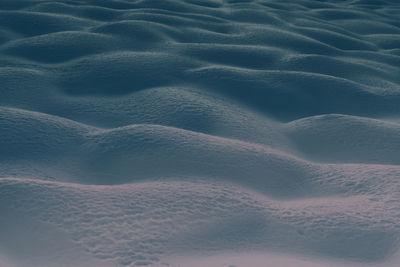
[{"xmin": 1, "ymin": 0, "xmax": 400, "ymax": 266}]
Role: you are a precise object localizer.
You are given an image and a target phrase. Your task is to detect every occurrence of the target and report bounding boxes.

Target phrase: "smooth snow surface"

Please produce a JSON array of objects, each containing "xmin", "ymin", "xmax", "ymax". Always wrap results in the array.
[{"xmin": 1, "ymin": 0, "xmax": 400, "ymax": 266}]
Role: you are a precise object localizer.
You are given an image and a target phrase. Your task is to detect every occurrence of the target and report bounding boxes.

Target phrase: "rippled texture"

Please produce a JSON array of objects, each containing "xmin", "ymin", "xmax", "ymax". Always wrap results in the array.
[{"xmin": 1, "ymin": 0, "xmax": 400, "ymax": 266}]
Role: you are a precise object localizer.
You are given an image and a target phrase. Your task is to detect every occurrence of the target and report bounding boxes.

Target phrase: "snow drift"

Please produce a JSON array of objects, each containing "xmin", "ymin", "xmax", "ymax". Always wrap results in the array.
[{"xmin": 1, "ymin": 0, "xmax": 400, "ymax": 266}]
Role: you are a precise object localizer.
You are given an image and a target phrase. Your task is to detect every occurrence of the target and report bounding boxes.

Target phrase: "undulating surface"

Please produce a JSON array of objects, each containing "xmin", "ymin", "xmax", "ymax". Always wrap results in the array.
[{"xmin": 1, "ymin": 0, "xmax": 400, "ymax": 266}]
